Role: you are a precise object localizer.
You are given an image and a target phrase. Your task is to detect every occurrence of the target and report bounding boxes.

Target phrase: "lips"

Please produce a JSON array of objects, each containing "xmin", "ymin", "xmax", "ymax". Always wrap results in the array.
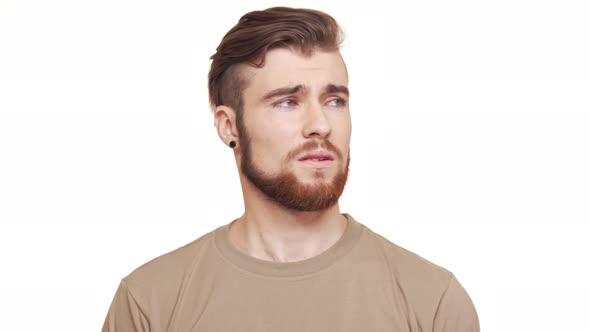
[
  {"xmin": 298, "ymin": 151, "xmax": 335, "ymax": 168},
  {"xmin": 298, "ymin": 152, "xmax": 334, "ymax": 162}
]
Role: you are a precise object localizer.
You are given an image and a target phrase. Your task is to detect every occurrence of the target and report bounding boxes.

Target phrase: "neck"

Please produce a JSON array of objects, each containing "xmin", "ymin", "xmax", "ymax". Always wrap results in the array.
[{"xmin": 228, "ymin": 184, "xmax": 347, "ymax": 263}]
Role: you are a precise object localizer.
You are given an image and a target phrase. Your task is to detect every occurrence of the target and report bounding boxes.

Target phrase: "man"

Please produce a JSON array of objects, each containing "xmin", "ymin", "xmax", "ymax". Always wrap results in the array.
[{"xmin": 102, "ymin": 7, "xmax": 479, "ymax": 331}]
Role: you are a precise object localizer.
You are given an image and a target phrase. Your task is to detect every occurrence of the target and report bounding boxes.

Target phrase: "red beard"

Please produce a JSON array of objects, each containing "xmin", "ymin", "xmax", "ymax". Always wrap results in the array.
[{"xmin": 239, "ymin": 131, "xmax": 350, "ymax": 212}]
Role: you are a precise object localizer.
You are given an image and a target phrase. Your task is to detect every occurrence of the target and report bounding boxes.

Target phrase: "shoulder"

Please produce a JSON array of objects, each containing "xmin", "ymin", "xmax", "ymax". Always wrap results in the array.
[
  {"xmin": 121, "ymin": 227, "xmax": 219, "ymax": 304},
  {"xmin": 363, "ymin": 225, "xmax": 479, "ymax": 330},
  {"xmin": 368, "ymin": 228, "xmax": 453, "ymax": 288},
  {"xmin": 363, "ymin": 226, "xmax": 455, "ymax": 313}
]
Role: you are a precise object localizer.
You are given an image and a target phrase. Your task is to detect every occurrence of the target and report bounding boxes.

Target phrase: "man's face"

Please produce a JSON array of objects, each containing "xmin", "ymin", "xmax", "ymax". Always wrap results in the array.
[{"xmin": 238, "ymin": 47, "xmax": 352, "ymax": 211}]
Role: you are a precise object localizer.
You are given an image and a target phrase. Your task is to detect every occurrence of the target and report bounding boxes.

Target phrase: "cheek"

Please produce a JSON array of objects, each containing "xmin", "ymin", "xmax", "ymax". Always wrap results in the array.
[
  {"xmin": 250, "ymin": 121, "xmax": 298, "ymax": 164},
  {"xmin": 328, "ymin": 114, "xmax": 352, "ymax": 143},
  {"xmin": 267, "ymin": 115, "xmax": 301, "ymax": 142}
]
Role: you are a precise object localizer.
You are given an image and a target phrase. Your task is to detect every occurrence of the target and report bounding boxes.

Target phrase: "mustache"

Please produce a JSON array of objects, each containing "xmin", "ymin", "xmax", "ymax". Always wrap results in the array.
[{"xmin": 286, "ymin": 140, "xmax": 344, "ymax": 161}]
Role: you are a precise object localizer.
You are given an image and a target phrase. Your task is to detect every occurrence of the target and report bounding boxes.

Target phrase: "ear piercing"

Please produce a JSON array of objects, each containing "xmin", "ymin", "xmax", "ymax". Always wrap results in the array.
[{"xmin": 229, "ymin": 141, "xmax": 236, "ymax": 148}]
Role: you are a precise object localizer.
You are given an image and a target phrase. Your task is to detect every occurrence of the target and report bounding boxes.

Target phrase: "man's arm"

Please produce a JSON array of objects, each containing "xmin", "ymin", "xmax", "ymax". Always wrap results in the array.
[
  {"xmin": 102, "ymin": 280, "xmax": 150, "ymax": 332},
  {"xmin": 433, "ymin": 274, "xmax": 480, "ymax": 332}
]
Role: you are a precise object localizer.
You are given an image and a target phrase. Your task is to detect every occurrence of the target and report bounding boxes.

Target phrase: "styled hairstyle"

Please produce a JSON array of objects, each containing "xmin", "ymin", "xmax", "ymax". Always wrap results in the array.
[{"xmin": 208, "ymin": 7, "xmax": 344, "ymax": 119}]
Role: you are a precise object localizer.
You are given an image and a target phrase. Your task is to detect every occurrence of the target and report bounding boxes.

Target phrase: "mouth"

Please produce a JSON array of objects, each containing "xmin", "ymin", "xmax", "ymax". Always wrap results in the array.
[{"xmin": 298, "ymin": 152, "xmax": 334, "ymax": 168}]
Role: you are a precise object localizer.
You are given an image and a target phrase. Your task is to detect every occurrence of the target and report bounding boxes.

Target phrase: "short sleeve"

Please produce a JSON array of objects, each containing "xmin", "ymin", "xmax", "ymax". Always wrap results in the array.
[
  {"xmin": 102, "ymin": 280, "xmax": 150, "ymax": 332},
  {"xmin": 433, "ymin": 274, "xmax": 480, "ymax": 332}
]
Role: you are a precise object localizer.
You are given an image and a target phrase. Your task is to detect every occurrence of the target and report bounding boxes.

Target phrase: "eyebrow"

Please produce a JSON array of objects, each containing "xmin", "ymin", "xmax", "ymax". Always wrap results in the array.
[
  {"xmin": 262, "ymin": 85, "xmax": 305, "ymax": 101},
  {"xmin": 261, "ymin": 84, "xmax": 349, "ymax": 102},
  {"xmin": 325, "ymin": 84, "xmax": 349, "ymax": 97}
]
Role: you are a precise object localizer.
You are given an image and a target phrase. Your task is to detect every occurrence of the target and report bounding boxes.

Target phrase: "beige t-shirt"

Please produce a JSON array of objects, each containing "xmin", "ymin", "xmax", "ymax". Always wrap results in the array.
[{"xmin": 102, "ymin": 214, "xmax": 479, "ymax": 331}]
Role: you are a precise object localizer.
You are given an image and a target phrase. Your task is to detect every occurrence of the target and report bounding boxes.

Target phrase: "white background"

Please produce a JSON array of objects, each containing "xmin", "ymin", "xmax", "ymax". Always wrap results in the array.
[{"xmin": 1, "ymin": 0, "xmax": 589, "ymax": 330}]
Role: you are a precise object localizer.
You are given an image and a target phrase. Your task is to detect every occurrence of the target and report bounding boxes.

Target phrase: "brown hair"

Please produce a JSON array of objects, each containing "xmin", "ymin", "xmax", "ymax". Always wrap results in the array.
[{"xmin": 208, "ymin": 7, "xmax": 344, "ymax": 119}]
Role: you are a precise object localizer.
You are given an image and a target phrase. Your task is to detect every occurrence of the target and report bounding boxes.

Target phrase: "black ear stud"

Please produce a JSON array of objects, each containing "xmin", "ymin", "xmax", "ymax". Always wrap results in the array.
[{"xmin": 229, "ymin": 141, "xmax": 236, "ymax": 148}]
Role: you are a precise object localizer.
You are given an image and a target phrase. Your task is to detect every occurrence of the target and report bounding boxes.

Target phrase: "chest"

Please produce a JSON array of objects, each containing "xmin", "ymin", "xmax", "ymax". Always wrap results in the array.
[{"xmin": 166, "ymin": 266, "xmax": 415, "ymax": 332}]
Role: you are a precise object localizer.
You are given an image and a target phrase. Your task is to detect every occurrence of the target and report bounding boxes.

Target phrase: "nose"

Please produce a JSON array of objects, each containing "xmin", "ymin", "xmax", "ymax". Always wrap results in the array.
[{"xmin": 302, "ymin": 101, "xmax": 331, "ymax": 139}]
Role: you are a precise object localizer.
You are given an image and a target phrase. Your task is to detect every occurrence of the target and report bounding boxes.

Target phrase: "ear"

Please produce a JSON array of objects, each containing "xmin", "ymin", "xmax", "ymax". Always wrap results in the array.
[{"xmin": 214, "ymin": 105, "xmax": 239, "ymax": 148}]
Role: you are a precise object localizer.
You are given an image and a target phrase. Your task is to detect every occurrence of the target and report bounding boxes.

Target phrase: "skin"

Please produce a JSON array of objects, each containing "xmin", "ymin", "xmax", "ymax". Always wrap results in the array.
[{"xmin": 214, "ymin": 47, "xmax": 352, "ymax": 263}]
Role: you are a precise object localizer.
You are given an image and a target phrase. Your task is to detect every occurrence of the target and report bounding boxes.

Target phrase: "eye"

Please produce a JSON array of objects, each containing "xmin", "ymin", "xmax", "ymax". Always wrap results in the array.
[
  {"xmin": 274, "ymin": 98, "xmax": 298, "ymax": 109},
  {"xmin": 326, "ymin": 97, "xmax": 347, "ymax": 107}
]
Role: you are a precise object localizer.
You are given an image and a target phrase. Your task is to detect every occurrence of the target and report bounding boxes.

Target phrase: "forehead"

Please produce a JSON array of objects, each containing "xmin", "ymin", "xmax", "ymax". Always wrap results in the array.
[{"xmin": 241, "ymin": 48, "xmax": 348, "ymax": 100}]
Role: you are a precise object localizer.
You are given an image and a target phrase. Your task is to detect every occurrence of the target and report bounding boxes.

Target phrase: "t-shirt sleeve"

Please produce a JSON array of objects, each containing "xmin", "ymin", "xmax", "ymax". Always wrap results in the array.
[
  {"xmin": 102, "ymin": 280, "xmax": 150, "ymax": 332},
  {"xmin": 433, "ymin": 274, "xmax": 480, "ymax": 332}
]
